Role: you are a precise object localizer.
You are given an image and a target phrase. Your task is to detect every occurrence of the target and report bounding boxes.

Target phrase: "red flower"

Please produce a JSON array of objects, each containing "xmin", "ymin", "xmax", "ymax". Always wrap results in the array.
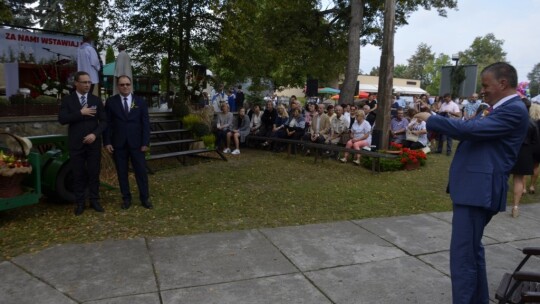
[{"xmin": 397, "ymin": 146, "xmax": 427, "ymax": 167}]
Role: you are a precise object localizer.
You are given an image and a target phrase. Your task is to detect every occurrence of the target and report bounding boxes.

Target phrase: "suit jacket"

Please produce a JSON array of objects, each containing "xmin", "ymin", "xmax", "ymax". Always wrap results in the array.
[
  {"xmin": 309, "ymin": 113, "xmax": 331, "ymax": 135},
  {"xmin": 58, "ymin": 92, "xmax": 106, "ymax": 150},
  {"xmin": 426, "ymin": 96, "xmax": 528, "ymax": 212},
  {"xmin": 103, "ymin": 94, "xmax": 150, "ymax": 149}
]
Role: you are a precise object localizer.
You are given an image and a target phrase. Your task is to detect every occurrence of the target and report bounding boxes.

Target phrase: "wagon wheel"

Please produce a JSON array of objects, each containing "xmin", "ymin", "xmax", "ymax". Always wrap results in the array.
[{"xmin": 55, "ymin": 164, "xmax": 75, "ymax": 203}]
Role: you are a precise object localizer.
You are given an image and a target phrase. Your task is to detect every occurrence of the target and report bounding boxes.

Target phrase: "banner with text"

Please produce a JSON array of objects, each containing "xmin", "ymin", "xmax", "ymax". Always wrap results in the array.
[{"xmin": 0, "ymin": 28, "xmax": 82, "ymax": 64}]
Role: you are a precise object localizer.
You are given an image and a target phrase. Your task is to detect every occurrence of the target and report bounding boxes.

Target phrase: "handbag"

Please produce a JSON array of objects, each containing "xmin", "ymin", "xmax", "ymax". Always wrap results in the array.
[{"xmin": 406, "ymin": 130, "xmax": 419, "ymax": 142}]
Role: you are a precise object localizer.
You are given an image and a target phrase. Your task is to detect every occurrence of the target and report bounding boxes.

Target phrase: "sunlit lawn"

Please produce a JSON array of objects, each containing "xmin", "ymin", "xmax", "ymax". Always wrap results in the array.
[{"xmin": 1, "ymin": 148, "xmax": 538, "ymax": 259}]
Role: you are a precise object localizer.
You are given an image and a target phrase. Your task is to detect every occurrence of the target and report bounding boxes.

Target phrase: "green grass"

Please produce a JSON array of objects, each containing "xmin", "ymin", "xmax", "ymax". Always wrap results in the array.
[{"xmin": 0, "ymin": 149, "xmax": 537, "ymax": 259}]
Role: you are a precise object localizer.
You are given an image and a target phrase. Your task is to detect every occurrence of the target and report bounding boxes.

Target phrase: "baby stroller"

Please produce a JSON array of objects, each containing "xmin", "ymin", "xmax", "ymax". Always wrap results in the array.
[{"xmin": 495, "ymin": 247, "xmax": 540, "ymax": 303}]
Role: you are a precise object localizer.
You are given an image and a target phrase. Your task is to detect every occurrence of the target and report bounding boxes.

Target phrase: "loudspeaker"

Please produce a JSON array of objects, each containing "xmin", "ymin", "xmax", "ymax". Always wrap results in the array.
[
  {"xmin": 354, "ymin": 81, "xmax": 359, "ymax": 96},
  {"xmin": 306, "ymin": 79, "xmax": 318, "ymax": 97}
]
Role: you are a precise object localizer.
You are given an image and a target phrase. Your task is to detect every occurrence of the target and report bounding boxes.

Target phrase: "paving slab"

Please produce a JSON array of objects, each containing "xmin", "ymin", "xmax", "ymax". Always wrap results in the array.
[
  {"xmin": 0, "ymin": 261, "xmax": 77, "ymax": 304},
  {"xmin": 518, "ymin": 203, "xmax": 540, "ymax": 219},
  {"xmin": 260, "ymin": 221, "xmax": 406, "ymax": 271},
  {"xmin": 504, "ymin": 238, "xmax": 540, "ymax": 252},
  {"xmin": 84, "ymin": 293, "xmax": 161, "ymax": 304},
  {"xmin": 306, "ymin": 256, "xmax": 452, "ymax": 304},
  {"xmin": 484, "ymin": 213, "xmax": 540, "ymax": 242},
  {"xmin": 12, "ymin": 238, "xmax": 157, "ymax": 303},
  {"xmin": 354, "ymin": 214, "xmax": 453, "ymax": 255},
  {"xmin": 148, "ymin": 230, "xmax": 297, "ymax": 290},
  {"xmin": 418, "ymin": 242, "xmax": 540, "ymax": 302},
  {"xmin": 160, "ymin": 273, "xmax": 331, "ymax": 304},
  {"xmin": 425, "ymin": 212, "xmax": 506, "ymax": 246}
]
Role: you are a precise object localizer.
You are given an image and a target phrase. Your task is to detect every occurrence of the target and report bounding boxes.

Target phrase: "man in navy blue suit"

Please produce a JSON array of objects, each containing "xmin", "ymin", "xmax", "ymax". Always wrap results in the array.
[
  {"xmin": 104, "ymin": 75, "xmax": 152, "ymax": 210},
  {"xmin": 59, "ymin": 71, "xmax": 107, "ymax": 215},
  {"xmin": 416, "ymin": 62, "xmax": 528, "ymax": 304}
]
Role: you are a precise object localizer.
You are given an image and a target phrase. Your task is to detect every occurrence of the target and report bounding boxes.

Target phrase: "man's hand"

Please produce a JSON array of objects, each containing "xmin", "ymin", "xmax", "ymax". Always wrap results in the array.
[
  {"xmin": 414, "ymin": 112, "xmax": 431, "ymax": 122},
  {"xmin": 81, "ymin": 105, "xmax": 97, "ymax": 116},
  {"xmin": 105, "ymin": 145, "xmax": 114, "ymax": 153},
  {"xmin": 82, "ymin": 133, "xmax": 96, "ymax": 144},
  {"xmin": 141, "ymin": 146, "xmax": 149, "ymax": 152}
]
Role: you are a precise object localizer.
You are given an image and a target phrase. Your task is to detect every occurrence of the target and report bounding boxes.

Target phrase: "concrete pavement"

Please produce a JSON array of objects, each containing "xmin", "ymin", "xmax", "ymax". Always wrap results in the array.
[{"xmin": 2, "ymin": 204, "xmax": 540, "ymax": 304}]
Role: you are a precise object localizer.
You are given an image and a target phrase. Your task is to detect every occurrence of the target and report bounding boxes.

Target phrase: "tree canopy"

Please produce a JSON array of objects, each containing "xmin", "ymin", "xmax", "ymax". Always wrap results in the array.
[
  {"xmin": 0, "ymin": 0, "xmax": 35, "ymax": 27},
  {"xmin": 211, "ymin": 0, "xmax": 457, "ymax": 91},
  {"xmin": 528, "ymin": 63, "xmax": 540, "ymax": 97},
  {"xmin": 0, "ymin": 0, "xmax": 460, "ymax": 99},
  {"xmin": 458, "ymin": 33, "xmax": 506, "ymax": 93}
]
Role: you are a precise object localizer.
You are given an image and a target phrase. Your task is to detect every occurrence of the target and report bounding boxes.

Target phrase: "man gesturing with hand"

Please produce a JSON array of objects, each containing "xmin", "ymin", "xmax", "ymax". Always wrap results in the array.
[
  {"xmin": 59, "ymin": 71, "xmax": 107, "ymax": 216},
  {"xmin": 415, "ymin": 62, "xmax": 528, "ymax": 304}
]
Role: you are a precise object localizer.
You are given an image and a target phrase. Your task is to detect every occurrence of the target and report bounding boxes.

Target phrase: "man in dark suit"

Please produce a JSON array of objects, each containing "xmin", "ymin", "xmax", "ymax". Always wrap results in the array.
[
  {"xmin": 58, "ymin": 71, "xmax": 107, "ymax": 215},
  {"xmin": 104, "ymin": 75, "xmax": 151, "ymax": 210},
  {"xmin": 416, "ymin": 62, "xmax": 528, "ymax": 304}
]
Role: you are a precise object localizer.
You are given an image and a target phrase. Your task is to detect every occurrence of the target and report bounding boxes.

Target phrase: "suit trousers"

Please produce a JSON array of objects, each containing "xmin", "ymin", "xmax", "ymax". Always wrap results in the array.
[
  {"xmin": 438, "ymin": 133, "xmax": 453, "ymax": 153},
  {"xmin": 113, "ymin": 146, "xmax": 149, "ymax": 203},
  {"xmin": 70, "ymin": 142, "xmax": 101, "ymax": 206},
  {"xmin": 450, "ymin": 204, "xmax": 495, "ymax": 304}
]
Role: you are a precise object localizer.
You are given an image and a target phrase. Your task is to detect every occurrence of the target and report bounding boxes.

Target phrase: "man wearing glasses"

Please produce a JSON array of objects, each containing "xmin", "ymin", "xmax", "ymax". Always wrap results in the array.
[
  {"xmin": 104, "ymin": 75, "xmax": 152, "ymax": 210},
  {"xmin": 59, "ymin": 71, "xmax": 107, "ymax": 216}
]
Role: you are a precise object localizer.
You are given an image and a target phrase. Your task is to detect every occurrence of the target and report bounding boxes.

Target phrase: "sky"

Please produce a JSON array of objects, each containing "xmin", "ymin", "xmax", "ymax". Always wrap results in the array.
[{"xmin": 353, "ymin": 0, "xmax": 539, "ymax": 82}]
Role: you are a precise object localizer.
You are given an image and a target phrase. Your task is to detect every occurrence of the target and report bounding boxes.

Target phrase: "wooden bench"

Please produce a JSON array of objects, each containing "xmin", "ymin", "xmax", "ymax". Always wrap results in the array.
[
  {"xmin": 145, "ymin": 121, "xmax": 226, "ymax": 173},
  {"xmin": 147, "ymin": 148, "xmax": 222, "ymax": 160},
  {"xmin": 245, "ymin": 135, "xmax": 398, "ymax": 173}
]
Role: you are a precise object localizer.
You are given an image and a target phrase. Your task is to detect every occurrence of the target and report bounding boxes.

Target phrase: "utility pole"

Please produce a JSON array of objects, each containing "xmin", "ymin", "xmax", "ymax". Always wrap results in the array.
[{"xmin": 373, "ymin": 0, "xmax": 396, "ymax": 151}]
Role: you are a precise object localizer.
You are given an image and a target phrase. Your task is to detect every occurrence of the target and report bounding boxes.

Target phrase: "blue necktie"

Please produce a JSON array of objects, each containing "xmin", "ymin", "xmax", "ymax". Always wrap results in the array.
[
  {"xmin": 123, "ymin": 97, "xmax": 129, "ymax": 114},
  {"xmin": 80, "ymin": 95, "xmax": 86, "ymax": 107}
]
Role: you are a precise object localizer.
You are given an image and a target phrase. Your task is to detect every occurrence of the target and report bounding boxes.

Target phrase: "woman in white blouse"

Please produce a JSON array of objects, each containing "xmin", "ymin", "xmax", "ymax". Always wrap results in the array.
[
  {"xmin": 340, "ymin": 111, "xmax": 371, "ymax": 165},
  {"xmin": 403, "ymin": 117, "xmax": 428, "ymax": 150}
]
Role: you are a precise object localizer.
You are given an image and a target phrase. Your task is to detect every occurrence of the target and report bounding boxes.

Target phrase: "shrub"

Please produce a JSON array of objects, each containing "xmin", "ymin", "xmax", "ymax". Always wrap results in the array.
[
  {"xmin": 34, "ymin": 95, "xmax": 58, "ymax": 104},
  {"xmin": 182, "ymin": 114, "xmax": 203, "ymax": 130},
  {"xmin": 201, "ymin": 134, "xmax": 216, "ymax": 149},
  {"xmin": 9, "ymin": 94, "xmax": 34, "ymax": 105},
  {"xmin": 191, "ymin": 122, "xmax": 210, "ymax": 139},
  {"xmin": 0, "ymin": 96, "xmax": 8, "ymax": 106},
  {"xmin": 360, "ymin": 156, "xmax": 404, "ymax": 172}
]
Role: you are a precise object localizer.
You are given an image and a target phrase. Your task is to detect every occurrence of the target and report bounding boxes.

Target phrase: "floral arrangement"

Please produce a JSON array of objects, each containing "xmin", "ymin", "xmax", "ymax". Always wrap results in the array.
[
  {"xmin": 389, "ymin": 142, "xmax": 402, "ymax": 151},
  {"xmin": 389, "ymin": 142, "xmax": 427, "ymax": 167},
  {"xmin": 399, "ymin": 147, "xmax": 427, "ymax": 166},
  {"xmin": 38, "ymin": 79, "xmax": 70, "ymax": 98},
  {"xmin": 28, "ymin": 64, "xmax": 72, "ymax": 100}
]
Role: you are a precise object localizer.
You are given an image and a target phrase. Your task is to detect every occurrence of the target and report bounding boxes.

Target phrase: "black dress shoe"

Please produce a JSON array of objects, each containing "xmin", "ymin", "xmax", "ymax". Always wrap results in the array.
[
  {"xmin": 90, "ymin": 202, "xmax": 105, "ymax": 212},
  {"xmin": 121, "ymin": 201, "xmax": 131, "ymax": 209},
  {"xmin": 74, "ymin": 205, "xmax": 85, "ymax": 216},
  {"xmin": 141, "ymin": 201, "xmax": 153, "ymax": 209}
]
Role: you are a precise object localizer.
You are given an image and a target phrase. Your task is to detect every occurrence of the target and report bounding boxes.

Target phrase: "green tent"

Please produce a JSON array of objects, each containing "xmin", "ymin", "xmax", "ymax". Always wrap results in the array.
[{"xmin": 102, "ymin": 62, "xmax": 115, "ymax": 76}]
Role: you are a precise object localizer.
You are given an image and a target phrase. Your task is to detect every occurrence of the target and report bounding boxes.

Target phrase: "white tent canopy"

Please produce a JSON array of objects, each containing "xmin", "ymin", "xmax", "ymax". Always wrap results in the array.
[
  {"xmin": 359, "ymin": 84, "xmax": 427, "ymax": 95},
  {"xmin": 394, "ymin": 86, "xmax": 427, "ymax": 95}
]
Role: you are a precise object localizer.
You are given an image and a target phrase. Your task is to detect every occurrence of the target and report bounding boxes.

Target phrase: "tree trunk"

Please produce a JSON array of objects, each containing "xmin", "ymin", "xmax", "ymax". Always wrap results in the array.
[
  {"xmin": 339, "ymin": 0, "xmax": 363, "ymax": 105},
  {"xmin": 373, "ymin": 0, "xmax": 395, "ymax": 151}
]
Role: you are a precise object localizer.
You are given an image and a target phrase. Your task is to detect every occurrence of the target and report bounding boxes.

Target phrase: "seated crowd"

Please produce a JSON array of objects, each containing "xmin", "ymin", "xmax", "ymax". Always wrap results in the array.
[{"xmin": 214, "ymin": 91, "xmax": 481, "ymax": 162}]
